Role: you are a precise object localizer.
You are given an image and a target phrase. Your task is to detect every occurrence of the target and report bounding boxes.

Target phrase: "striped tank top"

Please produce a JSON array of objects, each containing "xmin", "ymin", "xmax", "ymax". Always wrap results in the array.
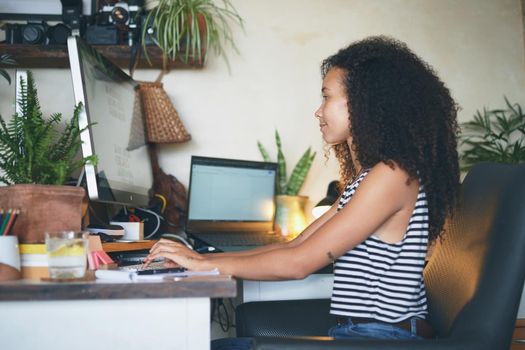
[{"xmin": 329, "ymin": 170, "xmax": 429, "ymax": 323}]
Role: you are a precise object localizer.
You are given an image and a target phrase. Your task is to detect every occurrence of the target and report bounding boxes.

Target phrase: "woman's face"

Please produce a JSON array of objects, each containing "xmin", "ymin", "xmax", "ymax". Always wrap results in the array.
[{"xmin": 315, "ymin": 68, "xmax": 352, "ymax": 145}]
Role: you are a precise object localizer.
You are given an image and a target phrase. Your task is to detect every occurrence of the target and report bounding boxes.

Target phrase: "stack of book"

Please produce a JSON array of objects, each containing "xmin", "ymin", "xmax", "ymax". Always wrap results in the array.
[{"xmin": 19, "ymin": 243, "xmax": 49, "ymax": 279}]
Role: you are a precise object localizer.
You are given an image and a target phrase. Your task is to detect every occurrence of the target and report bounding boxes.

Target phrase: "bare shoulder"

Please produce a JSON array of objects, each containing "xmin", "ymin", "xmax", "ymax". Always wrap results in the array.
[
  {"xmin": 365, "ymin": 161, "xmax": 414, "ymax": 185},
  {"xmin": 356, "ymin": 162, "xmax": 419, "ymax": 205}
]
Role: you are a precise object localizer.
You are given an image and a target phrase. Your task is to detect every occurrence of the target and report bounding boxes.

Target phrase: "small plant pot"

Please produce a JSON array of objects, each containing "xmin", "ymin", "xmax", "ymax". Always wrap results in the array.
[
  {"xmin": 0, "ymin": 184, "xmax": 86, "ymax": 243},
  {"xmin": 274, "ymin": 195, "xmax": 308, "ymax": 238}
]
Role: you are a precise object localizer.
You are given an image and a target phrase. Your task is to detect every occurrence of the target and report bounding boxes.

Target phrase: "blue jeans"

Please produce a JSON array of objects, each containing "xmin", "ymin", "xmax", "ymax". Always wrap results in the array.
[
  {"xmin": 211, "ymin": 337, "xmax": 254, "ymax": 350},
  {"xmin": 328, "ymin": 317, "xmax": 424, "ymax": 340}
]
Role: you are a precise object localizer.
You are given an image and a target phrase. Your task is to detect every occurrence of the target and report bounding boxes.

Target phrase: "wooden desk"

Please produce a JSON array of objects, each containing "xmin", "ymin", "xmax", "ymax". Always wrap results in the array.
[
  {"xmin": 0, "ymin": 275, "xmax": 236, "ymax": 350},
  {"xmin": 512, "ymin": 319, "xmax": 525, "ymax": 349}
]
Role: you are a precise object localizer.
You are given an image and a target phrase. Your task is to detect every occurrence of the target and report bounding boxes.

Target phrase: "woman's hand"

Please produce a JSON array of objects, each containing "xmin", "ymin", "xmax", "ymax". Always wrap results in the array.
[{"xmin": 145, "ymin": 238, "xmax": 208, "ymax": 271}]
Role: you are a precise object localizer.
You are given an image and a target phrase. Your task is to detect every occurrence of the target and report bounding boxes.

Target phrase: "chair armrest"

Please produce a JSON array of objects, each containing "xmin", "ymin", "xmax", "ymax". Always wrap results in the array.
[
  {"xmin": 253, "ymin": 336, "xmax": 474, "ymax": 350},
  {"xmin": 236, "ymin": 299, "xmax": 334, "ymax": 337}
]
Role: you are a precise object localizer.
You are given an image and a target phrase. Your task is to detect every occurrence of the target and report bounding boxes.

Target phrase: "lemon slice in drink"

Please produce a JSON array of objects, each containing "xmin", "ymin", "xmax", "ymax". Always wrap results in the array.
[{"xmin": 49, "ymin": 244, "xmax": 85, "ymax": 257}]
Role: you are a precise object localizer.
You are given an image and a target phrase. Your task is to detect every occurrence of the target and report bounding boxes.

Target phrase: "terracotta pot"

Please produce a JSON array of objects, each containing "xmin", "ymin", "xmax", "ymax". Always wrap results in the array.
[
  {"xmin": 0, "ymin": 184, "xmax": 86, "ymax": 243},
  {"xmin": 274, "ymin": 195, "xmax": 308, "ymax": 238}
]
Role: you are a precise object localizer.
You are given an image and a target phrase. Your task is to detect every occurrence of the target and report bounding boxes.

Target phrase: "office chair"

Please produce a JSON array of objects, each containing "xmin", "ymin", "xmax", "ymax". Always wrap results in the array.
[{"xmin": 236, "ymin": 162, "xmax": 525, "ymax": 350}]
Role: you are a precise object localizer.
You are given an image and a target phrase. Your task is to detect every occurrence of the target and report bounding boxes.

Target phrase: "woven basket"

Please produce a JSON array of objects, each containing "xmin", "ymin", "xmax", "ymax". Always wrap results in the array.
[{"xmin": 138, "ymin": 82, "xmax": 191, "ymax": 144}]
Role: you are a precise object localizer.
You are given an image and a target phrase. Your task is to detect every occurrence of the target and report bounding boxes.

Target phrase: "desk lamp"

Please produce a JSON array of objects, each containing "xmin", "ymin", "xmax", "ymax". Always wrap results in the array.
[
  {"xmin": 311, "ymin": 180, "xmax": 340, "ymax": 219},
  {"xmin": 138, "ymin": 82, "xmax": 191, "ymax": 233}
]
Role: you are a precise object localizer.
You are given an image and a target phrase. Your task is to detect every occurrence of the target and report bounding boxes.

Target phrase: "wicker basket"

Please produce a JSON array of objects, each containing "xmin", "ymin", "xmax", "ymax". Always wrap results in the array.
[{"xmin": 138, "ymin": 82, "xmax": 191, "ymax": 144}]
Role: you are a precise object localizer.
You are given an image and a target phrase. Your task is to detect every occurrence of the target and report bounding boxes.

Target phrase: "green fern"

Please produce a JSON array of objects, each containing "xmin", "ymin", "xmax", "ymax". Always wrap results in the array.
[
  {"xmin": 0, "ymin": 71, "xmax": 96, "ymax": 185},
  {"xmin": 459, "ymin": 97, "xmax": 525, "ymax": 171},
  {"xmin": 257, "ymin": 130, "xmax": 316, "ymax": 196}
]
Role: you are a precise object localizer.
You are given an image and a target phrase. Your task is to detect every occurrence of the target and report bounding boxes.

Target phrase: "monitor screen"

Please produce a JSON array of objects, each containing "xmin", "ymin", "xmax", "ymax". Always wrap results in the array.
[
  {"xmin": 186, "ymin": 156, "xmax": 277, "ymax": 233},
  {"xmin": 67, "ymin": 35, "xmax": 153, "ymax": 207},
  {"xmin": 188, "ymin": 159, "xmax": 276, "ymax": 222}
]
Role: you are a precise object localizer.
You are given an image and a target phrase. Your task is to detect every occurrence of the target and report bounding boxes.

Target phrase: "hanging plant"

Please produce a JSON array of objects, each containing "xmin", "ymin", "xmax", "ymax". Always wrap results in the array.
[{"xmin": 142, "ymin": 0, "xmax": 243, "ymax": 67}]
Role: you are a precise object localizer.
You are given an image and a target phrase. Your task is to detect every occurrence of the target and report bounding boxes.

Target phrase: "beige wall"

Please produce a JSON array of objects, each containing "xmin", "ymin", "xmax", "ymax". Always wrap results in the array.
[{"xmin": 0, "ymin": 0, "xmax": 524, "ymax": 214}]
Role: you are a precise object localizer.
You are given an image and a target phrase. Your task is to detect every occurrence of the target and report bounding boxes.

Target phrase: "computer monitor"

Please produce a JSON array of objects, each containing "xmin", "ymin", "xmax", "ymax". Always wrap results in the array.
[{"xmin": 67, "ymin": 35, "xmax": 153, "ymax": 207}]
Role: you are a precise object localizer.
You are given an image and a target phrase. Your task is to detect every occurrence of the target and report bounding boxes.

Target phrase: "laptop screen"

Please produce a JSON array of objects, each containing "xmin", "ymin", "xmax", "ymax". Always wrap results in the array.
[{"xmin": 186, "ymin": 156, "xmax": 277, "ymax": 232}]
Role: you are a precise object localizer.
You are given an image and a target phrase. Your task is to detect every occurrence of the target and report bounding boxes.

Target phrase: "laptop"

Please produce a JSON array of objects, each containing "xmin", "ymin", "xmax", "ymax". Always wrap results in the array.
[{"xmin": 186, "ymin": 156, "xmax": 288, "ymax": 251}]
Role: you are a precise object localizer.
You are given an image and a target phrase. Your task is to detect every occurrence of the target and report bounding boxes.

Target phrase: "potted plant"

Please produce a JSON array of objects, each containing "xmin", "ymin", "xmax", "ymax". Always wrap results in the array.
[
  {"xmin": 141, "ymin": 0, "xmax": 243, "ymax": 67},
  {"xmin": 459, "ymin": 97, "xmax": 525, "ymax": 172},
  {"xmin": 0, "ymin": 71, "xmax": 96, "ymax": 242},
  {"xmin": 258, "ymin": 130, "xmax": 316, "ymax": 237}
]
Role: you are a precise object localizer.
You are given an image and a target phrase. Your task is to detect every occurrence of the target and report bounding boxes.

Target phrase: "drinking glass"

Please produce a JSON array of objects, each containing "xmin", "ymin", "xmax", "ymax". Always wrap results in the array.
[{"xmin": 45, "ymin": 231, "xmax": 88, "ymax": 279}]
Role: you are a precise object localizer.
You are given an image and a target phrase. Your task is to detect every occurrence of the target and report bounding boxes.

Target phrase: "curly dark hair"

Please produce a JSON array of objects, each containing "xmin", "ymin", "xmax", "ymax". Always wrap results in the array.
[{"xmin": 321, "ymin": 36, "xmax": 460, "ymax": 243}]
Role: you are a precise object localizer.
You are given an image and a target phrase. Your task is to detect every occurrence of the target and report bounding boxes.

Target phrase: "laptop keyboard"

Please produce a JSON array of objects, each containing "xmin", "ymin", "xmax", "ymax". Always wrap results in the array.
[{"xmin": 195, "ymin": 232, "xmax": 289, "ymax": 247}]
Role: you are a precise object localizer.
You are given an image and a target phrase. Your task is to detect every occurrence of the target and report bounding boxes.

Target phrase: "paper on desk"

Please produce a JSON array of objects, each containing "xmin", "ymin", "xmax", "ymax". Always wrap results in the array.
[
  {"xmin": 95, "ymin": 268, "xmax": 219, "ymax": 282},
  {"xmin": 134, "ymin": 268, "xmax": 219, "ymax": 281}
]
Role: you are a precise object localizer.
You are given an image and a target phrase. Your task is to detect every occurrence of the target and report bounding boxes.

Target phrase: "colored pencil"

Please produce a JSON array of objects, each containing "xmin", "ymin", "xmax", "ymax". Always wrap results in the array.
[
  {"xmin": 3, "ymin": 209, "xmax": 19, "ymax": 236},
  {"xmin": 0, "ymin": 209, "xmax": 11, "ymax": 236}
]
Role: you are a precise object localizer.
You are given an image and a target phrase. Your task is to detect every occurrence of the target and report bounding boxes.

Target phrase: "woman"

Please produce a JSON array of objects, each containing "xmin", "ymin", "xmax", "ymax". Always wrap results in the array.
[{"xmin": 146, "ymin": 36, "xmax": 460, "ymax": 343}]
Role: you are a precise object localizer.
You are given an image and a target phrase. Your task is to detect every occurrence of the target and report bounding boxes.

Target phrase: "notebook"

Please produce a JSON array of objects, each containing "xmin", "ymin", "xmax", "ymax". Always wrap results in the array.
[{"xmin": 186, "ymin": 156, "xmax": 288, "ymax": 251}]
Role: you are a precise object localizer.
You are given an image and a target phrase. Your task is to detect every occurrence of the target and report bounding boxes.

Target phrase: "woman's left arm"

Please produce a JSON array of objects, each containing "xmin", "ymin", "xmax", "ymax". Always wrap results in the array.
[{"xmin": 147, "ymin": 163, "xmax": 417, "ymax": 280}]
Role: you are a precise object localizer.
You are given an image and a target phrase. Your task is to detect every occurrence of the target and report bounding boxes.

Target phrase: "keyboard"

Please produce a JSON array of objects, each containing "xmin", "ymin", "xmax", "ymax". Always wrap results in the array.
[
  {"xmin": 119, "ymin": 261, "xmax": 169, "ymax": 271},
  {"xmin": 194, "ymin": 232, "xmax": 289, "ymax": 247}
]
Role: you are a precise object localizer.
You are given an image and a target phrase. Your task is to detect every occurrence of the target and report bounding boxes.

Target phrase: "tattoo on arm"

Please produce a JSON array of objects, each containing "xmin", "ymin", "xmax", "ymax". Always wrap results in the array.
[{"xmin": 327, "ymin": 251, "xmax": 335, "ymax": 262}]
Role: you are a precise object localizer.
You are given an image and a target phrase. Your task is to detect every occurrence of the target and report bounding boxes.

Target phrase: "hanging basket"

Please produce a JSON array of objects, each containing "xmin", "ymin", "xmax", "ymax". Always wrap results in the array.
[{"xmin": 138, "ymin": 82, "xmax": 191, "ymax": 144}]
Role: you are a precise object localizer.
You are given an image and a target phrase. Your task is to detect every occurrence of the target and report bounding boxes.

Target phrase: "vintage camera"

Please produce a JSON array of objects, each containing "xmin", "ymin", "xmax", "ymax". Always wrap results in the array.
[
  {"xmin": 4, "ymin": 22, "xmax": 71, "ymax": 45},
  {"xmin": 101, "ymin": 1, "xmax": 141, "ymax": 27},
  {"xmin": 91, "ymin": 1, "xmax": 143, "ymax": 45}
]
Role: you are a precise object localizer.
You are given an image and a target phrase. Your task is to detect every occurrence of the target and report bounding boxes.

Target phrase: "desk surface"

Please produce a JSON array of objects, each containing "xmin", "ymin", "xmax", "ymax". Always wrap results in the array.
[{"xmin": 0, "ymin": 274, "xmax": 236, "ymax": 301}]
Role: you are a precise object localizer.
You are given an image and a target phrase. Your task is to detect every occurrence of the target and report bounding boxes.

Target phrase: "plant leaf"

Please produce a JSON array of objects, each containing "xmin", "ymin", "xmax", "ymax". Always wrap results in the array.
[
  {"xmin": 287, "ymin": 148, "xmax": 316, "ymax": 195},
  {"xmin": 257, "ymin": 141, "xmax": 271, "ymax": 162},
  {"xmin": 275, "ymin": 130, "xmax": 287, "ymax": 195},
  {"xmin": 459, "ymin": 98, "xmax": 525, "ymax": 171},
  {"xmin": 0, "ymin": 69, "xmax": 11, "ymax": 84}
]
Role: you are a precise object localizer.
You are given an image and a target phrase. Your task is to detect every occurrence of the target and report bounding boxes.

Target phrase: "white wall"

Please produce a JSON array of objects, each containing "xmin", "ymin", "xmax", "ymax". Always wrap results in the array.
[{"xmin": 0, "ymin": 0, "xmax": 524, "ymax": 216}]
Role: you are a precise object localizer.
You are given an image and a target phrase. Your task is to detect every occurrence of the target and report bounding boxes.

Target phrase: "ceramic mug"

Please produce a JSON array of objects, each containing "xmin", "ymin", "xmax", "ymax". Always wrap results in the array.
[{"xmin": 0, "ymin": 236, "xmax": 21, "ymax": 281}]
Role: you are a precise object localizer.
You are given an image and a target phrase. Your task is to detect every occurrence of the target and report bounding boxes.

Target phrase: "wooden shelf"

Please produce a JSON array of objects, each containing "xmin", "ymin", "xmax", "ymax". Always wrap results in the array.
[{"xmin": 0, "ymin": 43, "xmax": 204, "ymax": 70}]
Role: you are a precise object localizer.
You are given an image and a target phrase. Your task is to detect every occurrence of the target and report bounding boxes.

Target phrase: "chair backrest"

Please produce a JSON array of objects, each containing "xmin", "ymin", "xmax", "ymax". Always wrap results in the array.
[{"xmin": 424, "ymin": 162, "xmax": 525, "ymax": 349}]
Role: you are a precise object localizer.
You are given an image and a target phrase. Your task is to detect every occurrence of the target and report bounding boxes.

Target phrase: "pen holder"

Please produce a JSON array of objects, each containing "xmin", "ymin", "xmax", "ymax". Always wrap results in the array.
[{"xmin": 0, "ymin": 236, "xmax": 21, "ymax": 281}]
